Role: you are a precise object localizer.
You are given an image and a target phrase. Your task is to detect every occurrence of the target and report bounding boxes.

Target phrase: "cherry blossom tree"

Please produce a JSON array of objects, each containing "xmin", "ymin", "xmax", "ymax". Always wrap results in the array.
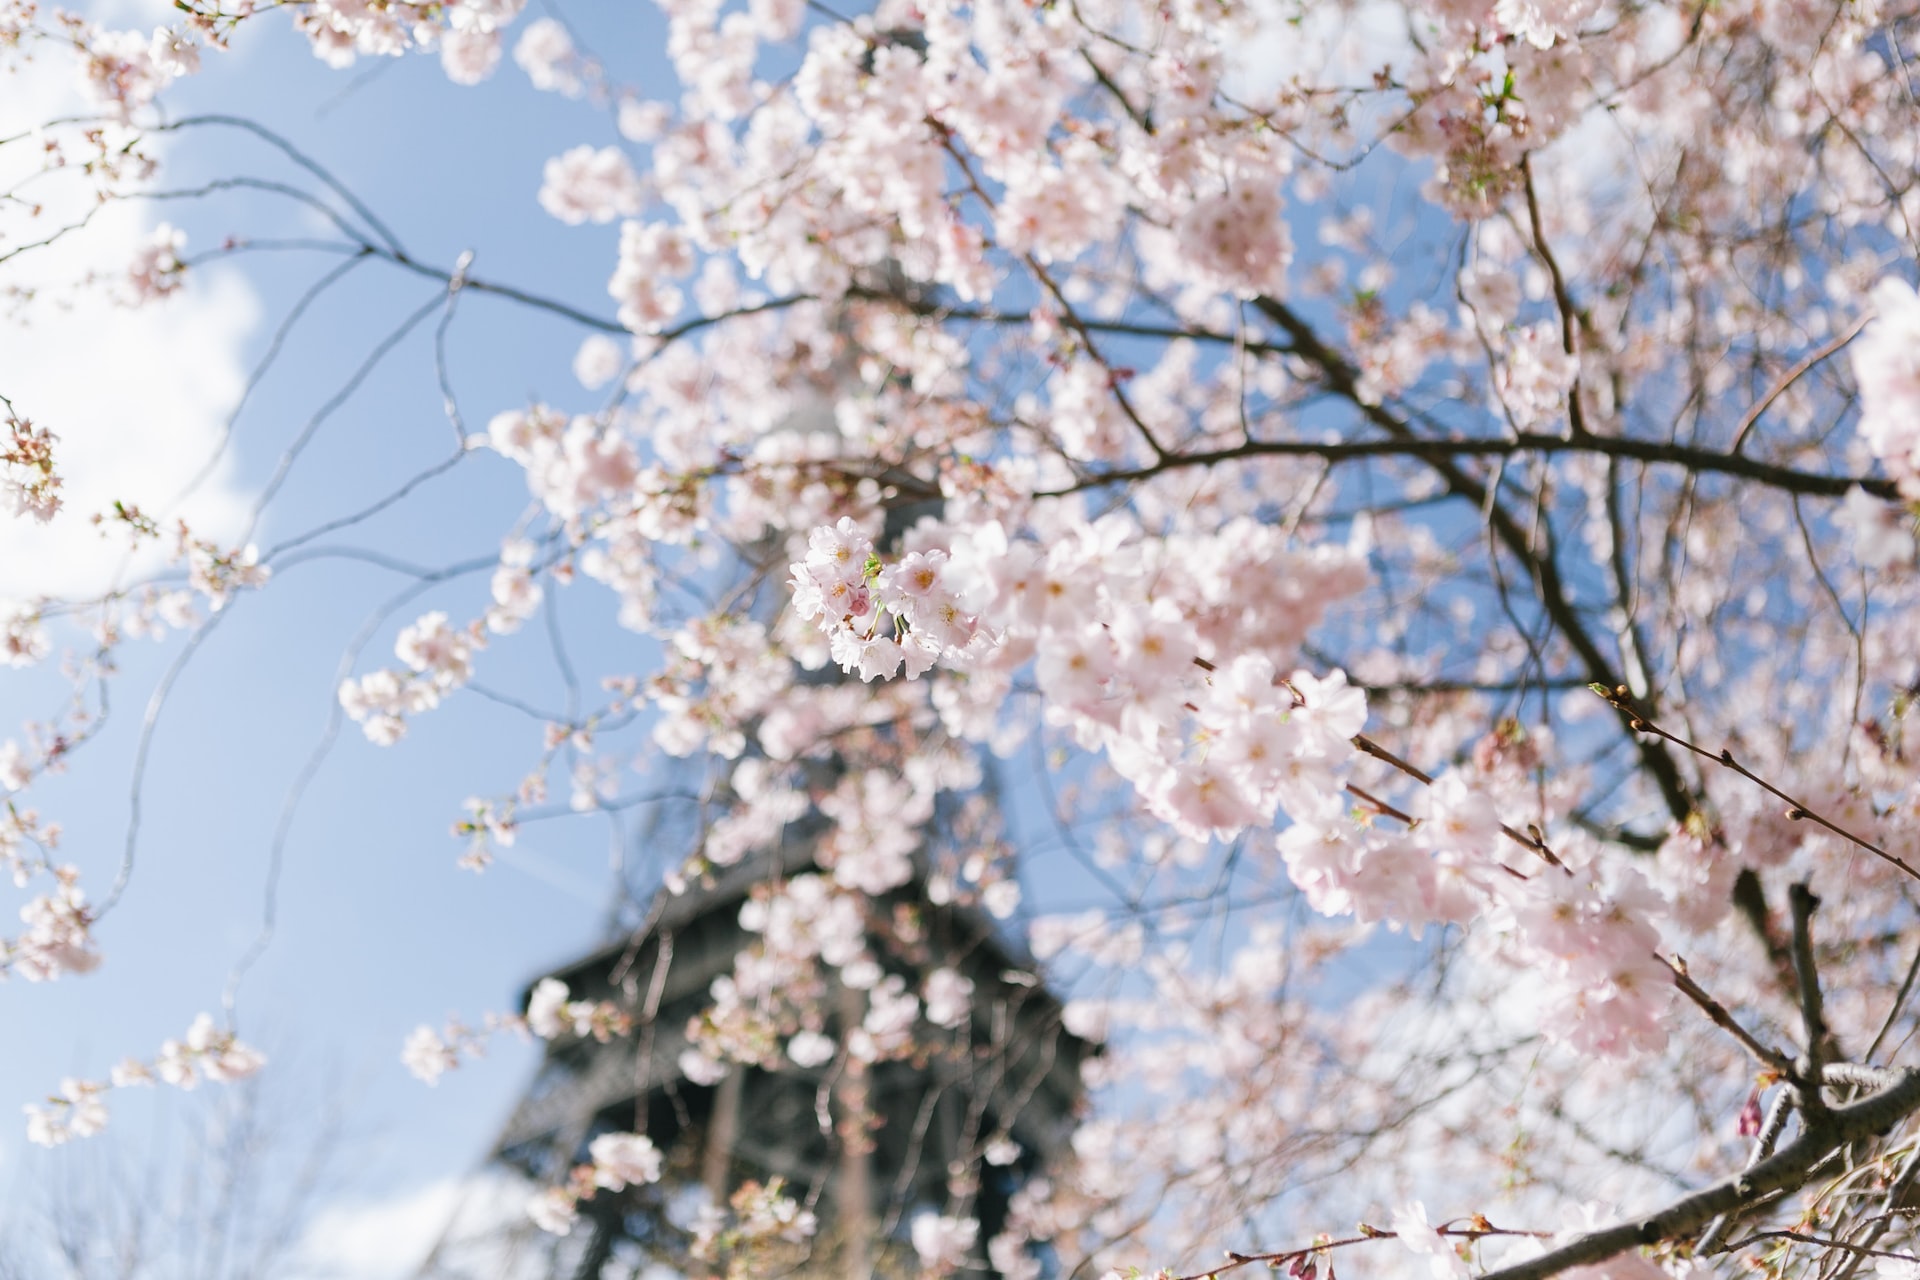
[{"xmin": 4, "ymin": 0, "xmax": 1920, "ymax": 1276}]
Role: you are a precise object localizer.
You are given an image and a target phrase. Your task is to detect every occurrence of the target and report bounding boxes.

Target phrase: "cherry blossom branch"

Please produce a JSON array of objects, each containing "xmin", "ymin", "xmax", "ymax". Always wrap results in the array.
[
  {"xmin": 1197, "ymin": 654, "xmax": 1567, "ymax": 864},
  {"xmin": 935, "ymin": 134, "xmax": 1171, "ymax": 460},
  {"xmin": 1472, "ymin": 1066, "xmax": 1920, "ymax": 1280},
  {"xmin": 1348, "ymin": 733, "xmax": 1564, "ymax": 868},
  {"xmin": 1821, "ymin": 1063, "xmax": 1911, "ymax": 1090},
  {"xmin": 179, "ymin": 236, "xmax": 364, "ymax": 262},
  {"xmin": 1590, "ymin": 686, "xmax": 1918, "ymax": 881},
  {"xmin": 122, "ymin": 127, "xmax": 724, "ymax": 338},
  {"xmin": 1662, "ymin": 957, "xmax": 1794, "ymax": 1072},
  {"xmin": 187, "ymin": 229, "xmax": 643, "ymax": 336},
  {"xmin": 97, "ymin": 607, "xmax": 238, "ymax": 918},
  {"xmin": 1357, "ymin": 675, "xmax": 1597, "ymax": 696},
  {"xmin": 25, "ymin": 1013, "xmax": 266, "ymax": 1148},
  {"xmin": 219, "ymin": 675, "xmax": 346, "ymax": 1020},
  {"xmin": 220, "ymin": 544, "xmax": 494, "ymax": 1017},
  {"xmin": 853, "ymin": 286, "xmax": 1300, "ymax": 356},
  {"xmin": 1721, "ymin": 1229, "xmax": 1920, "ymax": 1261},
  {"xmin": 1037, "ymin": 297, "xmax": 1873, "ymax": 846},
  {"xmin": 374, "ymin": 246, "xmax": 638, "ymax": 334},
  {"xmin": 0, "ymin": 207, "xmax": 104, "ymax": 268},
  {"xmin": 1225, "ymin": 294, "xmax": 1747, "ymax": 825},
  {"xmin": 1587, "ymin": 470, "xmax": 1649, "ymax": 683},
  {"xmin": 1865, "ymin": 936, "xmax": 1920, "ymax": 1064},
  {"xmin": 143, "ymin": 175, "xmax": 384, "ymax": 244},
  {"xmin": 1164, "ymin": 1223, "xmax": 1547, "ymax": 1280},
  {"xmin": 1826, "ymin": 1140, "xmax": 1920, "ymax": 1280},
  {"xmin": 1344, "ymin": 781, "xmax": 1415, "ymax": 826},
  {"xmin": 1043, "ymin": 433, "xmax": 1897, "ymax": 503},
  {"xmin": 262, "ymin": 449, "xmax": 468, "ymax": 563},
  {"xmin": 164, "ymin": 251, "xmax": 373, "ymax": 516},
  {"xmin": 1729, "ymin": 313, "xmax": 1874, "ymax": 456},
  {"xmin": 241, "ymin": 289, "xmax": 448, "ymax": 544}
]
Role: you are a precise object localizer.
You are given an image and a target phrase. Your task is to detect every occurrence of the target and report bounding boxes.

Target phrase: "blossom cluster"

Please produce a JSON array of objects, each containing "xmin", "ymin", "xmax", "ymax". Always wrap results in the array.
[
  {"xmin": 68, "ymin": 19, "xmax": 200, "ymax": 118},
  {"xmin": 1848, "ymin": 277, "xmax": 1920, "ymax": 564},
  {"xmin": 287, "ymin": 0, "xmax": 525, "ymax": 84},
  {"xmin": 400, "ymin": 976, "xmax": 630, "ymax": 1090},
  {"xmin": 527, "ymin": 1130, "xmax": 665, "ymax": 1236},
  {"xmin": 686, "ymin": 1177, "xmax": 820, "ymax": 1273},
  {"xmin": 4, "ymin": 868, "xmax": 99, "ymax": 982},
  {"xmin": 339, "ymin": 611, "xmax": 484, "ymax": 745},
  {"xmin": 122, "ymin": 223, "xmax": 186, "ymax": 305},
  {"xmin": 524, "ymin": 975, "xmax": 632, "ymax": 1043},
  {"xmin": 1, "ymin": 413, "xmax": 60, "ymax": 523},
  {"xmin": 25, "ymin": 1013, "xmax": 263, "ymax": 1146},
  {"xmin": 790, "ymin": 517, "xmax": 984, "ymax": 682},
  {"xmin": 182, "ymin": 536, "xmax": 270, "ymax": 612},
  {"xmin": 794, "ymin": 513, "xmax": 1370, "ymax": 843}
]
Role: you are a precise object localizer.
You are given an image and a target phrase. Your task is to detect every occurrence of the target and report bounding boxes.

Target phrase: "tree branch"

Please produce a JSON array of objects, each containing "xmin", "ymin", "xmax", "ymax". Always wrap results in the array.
[
  {"xmin": 1788, "ymin": 883, "xmax": 1833, "ymax": 1128},
  {"xmin": 1045, "ymin": 433, "xmax": 1896, "ymax": 502},
  {"xmin": 1476, "ymin": 1067, "xmax": 1920, "ymax": 1280},
  {"xmin": 1246, "ymin": 295, "xmax": 1702, "ymax": 827},
  {"xmin": 1593, "ymin": 689, "xmax": 1917, "ymax": 881}
]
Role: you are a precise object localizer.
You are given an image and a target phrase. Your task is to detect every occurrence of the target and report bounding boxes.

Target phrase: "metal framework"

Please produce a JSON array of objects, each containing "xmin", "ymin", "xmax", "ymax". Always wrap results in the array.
[{"xmin": 416, "ymin": 836, "xmax": 1088, "ymax": 1280}]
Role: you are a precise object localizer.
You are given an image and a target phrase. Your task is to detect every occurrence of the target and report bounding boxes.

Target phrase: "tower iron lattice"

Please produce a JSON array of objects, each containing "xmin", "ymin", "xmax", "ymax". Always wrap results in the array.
[{"xmin": 415, "ymin": 833, "xmax": 1089, "ymax": 1280}]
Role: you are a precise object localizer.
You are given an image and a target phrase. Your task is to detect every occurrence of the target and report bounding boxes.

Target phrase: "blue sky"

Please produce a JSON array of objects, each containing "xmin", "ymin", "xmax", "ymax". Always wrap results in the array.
[{"xmin": 0, "ymin": 1, "xmax": 704, "ymax": 1258}]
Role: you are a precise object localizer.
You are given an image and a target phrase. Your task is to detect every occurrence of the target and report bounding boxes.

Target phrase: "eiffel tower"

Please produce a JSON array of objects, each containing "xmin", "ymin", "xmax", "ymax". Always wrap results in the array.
[
  {"xmin": 414, "ymin": 827, "xmax": 1090, "ymax": 1280},
  {"xmin": 416, "ymin": 300, "xmax": 1085, "ymax": 1277}
]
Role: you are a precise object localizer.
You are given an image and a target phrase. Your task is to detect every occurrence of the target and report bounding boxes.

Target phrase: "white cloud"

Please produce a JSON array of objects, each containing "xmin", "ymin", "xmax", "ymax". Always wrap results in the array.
[
  {"xmin": 297, "ymin": 1174, "xmax": 505, "ymax": 1279},
  {"xmin": 0, "ymin": 44, "xmax": 258, "ymax": 603}
]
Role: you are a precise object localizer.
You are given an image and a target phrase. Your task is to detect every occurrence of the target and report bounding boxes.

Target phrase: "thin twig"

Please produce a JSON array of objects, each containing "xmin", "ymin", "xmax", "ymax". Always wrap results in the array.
[
  {"xmin": 1350, "ymin": 733, "xmax": 1566, "ymax": 868},
  {"xmin": 1831, "ymin": 1141, "xmax": 1920, "ymax": 1280},
  {"xmin": 1867, "ymin": 938, "xmax": 1920, "ymax": 1064},
  {"xmin": 1723, "ymin": 1229, "xmax": 1920, "ymax": 1261},
  {"xmin": 1164, "ymin": 1224, "xmax": 1547, "ymax": 1280},
  {"xmin": 1664, "ymin": 957, "xmax": 1794, "ymax": 1072},
  {"xmin": 1698, "ymin": 1087, "xmax": 1795, "ymax": 1254},
  {"xmin": 1520, "ymin": 153, "xmax": 1588, "ymax": 439},
  {"xmin": 1591, "ymin": 687, "xmax": 1915, "ymax": 880},
  {"xmin": 1729, "ymin": 313, "xmax": 1873, "ymax": 455},
  {"xmin": 1040, "ymin": 433, "xmax": 1899, "ymax": 502}
]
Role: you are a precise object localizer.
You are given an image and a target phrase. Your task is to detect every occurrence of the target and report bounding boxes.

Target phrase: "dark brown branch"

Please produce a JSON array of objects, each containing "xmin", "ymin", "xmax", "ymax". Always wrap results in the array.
[
  {"xmin": 152, "ymin": 114, "xmax": 408, "ymax": 256},
  {"xmin": 1247, "ymin": 295, "xmax": 1701, "ymax": 827},
  {"xmin": 1042, "ymin": 433, "xmax": 1896, "ymax": 502},
  {"xmin": 849, "ymin": 287, "xmax": 1299, "ymax": 355},
  {"xmin": 1787, "ymin": 884, "xmax": 1832, "ymax": 1127},
  {"xmin": 1349, "ymin": 734, "xmax": 1565, "ymax": 869},
  {"xmin": 1476, "ymin": 1067, "xmax": 1920, "ymax": 1280}
]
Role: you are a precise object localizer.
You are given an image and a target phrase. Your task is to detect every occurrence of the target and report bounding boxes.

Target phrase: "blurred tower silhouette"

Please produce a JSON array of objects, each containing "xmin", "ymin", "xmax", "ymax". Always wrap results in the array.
[
  {"xmin": 418, "ymin": 267, "xmax": 1083, "ymax": 1278},
  {"xmin": 414, "ymin": 829, "xmax": 1089, "ymax": 1280}
]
